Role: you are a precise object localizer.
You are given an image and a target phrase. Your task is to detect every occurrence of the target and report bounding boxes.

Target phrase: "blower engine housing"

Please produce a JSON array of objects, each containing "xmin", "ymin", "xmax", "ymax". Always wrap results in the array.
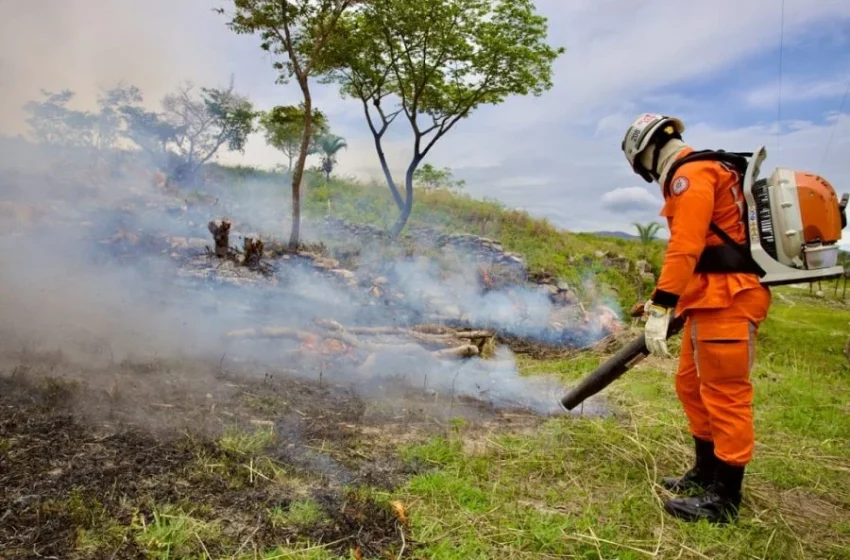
[{"xmin": 744, "ymin": 146, "xmax": 847, "ymax": 286}]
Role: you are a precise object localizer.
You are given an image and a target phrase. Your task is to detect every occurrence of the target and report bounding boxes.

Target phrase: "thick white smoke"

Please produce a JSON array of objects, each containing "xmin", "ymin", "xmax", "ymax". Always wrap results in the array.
[{"xmin": 0, "ymin": 137, "xmax": 617, "ymax": 420}]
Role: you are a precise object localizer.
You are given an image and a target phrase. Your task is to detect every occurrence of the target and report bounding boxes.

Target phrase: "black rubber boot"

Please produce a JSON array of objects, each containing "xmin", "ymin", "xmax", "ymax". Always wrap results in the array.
[
  {"xmin": 661, "ymin": 436, "xmax": 717, "ymax": 494},
  {"xmin": 663, "ymin": 459, "xmax": 745, "ymax": 524}
]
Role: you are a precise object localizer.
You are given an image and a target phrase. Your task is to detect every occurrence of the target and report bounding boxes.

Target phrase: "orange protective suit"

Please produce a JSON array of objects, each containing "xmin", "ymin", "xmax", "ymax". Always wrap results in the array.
[{"xmin": 651, "ymin": 148, "xmax": 772, "ymax": 467}]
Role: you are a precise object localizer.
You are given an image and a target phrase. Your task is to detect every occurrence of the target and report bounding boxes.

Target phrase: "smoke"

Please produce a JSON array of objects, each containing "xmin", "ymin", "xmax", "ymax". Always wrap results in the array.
[{"xmin": 0, "ymin": 134, "xmax": 618, "ymax": 423}]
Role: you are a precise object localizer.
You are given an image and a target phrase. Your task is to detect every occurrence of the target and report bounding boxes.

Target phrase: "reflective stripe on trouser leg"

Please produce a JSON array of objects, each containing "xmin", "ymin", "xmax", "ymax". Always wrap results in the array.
[{"xmin": 675, "ymin": 319, "xmax": 712, "ymax": 441}]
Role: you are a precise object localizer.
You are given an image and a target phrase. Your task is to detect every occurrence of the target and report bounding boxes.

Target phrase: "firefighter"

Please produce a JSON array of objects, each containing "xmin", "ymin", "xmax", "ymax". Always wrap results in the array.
[{"xmin": 620, "ymin": 113, "xmax": 772, "ymax": 524}]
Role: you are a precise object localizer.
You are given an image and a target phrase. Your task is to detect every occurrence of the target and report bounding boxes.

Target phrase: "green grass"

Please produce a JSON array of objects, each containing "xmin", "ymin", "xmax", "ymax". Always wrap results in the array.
[
  {"xmin": 388, "ymin": 289, "xmax": 850, "ymax": 559},
  {"xmin": 54, "ymin": 165, "xmax": 850, "ymax": 558},
  {"xmin": 195, "ymin": 166, "xmax": 849, "ymax": 558}
]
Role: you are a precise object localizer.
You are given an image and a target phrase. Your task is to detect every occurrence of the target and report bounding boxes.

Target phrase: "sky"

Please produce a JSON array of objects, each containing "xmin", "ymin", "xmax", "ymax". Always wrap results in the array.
[{"xmin": 1, "ymin": 0, "xmax": 849, "ymax": 249}]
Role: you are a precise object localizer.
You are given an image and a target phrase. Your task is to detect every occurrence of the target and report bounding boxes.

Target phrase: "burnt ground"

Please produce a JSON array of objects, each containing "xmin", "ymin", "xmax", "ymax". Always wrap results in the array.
[{"xmin": 0, "ymin": 349, "xmax": 545, "ymax": 560}]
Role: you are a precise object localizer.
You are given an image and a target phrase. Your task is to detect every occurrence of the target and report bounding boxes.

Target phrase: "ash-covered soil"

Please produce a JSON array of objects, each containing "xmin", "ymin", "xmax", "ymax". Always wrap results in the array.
[
  {"xmin": 0, "ymin": 161, "xmax": 613, "ymax": 558},
  {"xmin": 0, "ymin": 349, "xmax": 544, "ymax": 559}
]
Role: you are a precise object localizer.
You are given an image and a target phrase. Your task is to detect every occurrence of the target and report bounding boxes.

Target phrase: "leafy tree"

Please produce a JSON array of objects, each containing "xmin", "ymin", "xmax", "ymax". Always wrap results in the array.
[
  {"xmin": 119, "ymin": 105, "xmax": 182, "ymax": 169},
  {"xmin": 259, "ymin": 103, "xmax": 329, "ymax": 171},
  {"xmin": 159, "ymin": 79, "xmax": 257, "ymax": 184},
  {"xmin": 95, "ymin": 83, "xmax": 143, "ymax": 153},
  {"xmin": 317, "ymin": 133, "xmax": 347, "ymax": 180},
  {"xmin": 633, "ymin": 221, "xmax": 663, "ymax": 258},
  {"xmin": 413, "ymin": 163, "xmax": 465, "ymax": 192},
  {"xmin": 219, "ymin": 0, "xmax": 357, "ymax": 249},
  {"xmin": 319, "ymin": 0, "xmax": 565, "ymax": 237},
  {"xmin": 22, "ymin": 89, "xmax": 98, "ymax": 149}
]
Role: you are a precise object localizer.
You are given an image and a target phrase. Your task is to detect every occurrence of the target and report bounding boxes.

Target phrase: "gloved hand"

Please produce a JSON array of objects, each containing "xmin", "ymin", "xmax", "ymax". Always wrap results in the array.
[
  {"xmin": 630, "ymin": 301, "xmax": 647, "ymax": 318},
  {"xmin": 644, "ymin": 300, "xmax": 673, "ymax": 358}
]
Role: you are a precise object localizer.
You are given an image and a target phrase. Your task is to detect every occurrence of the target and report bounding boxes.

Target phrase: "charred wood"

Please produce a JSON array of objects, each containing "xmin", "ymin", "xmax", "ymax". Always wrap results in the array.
[
  {"xmin": 208, "ymin": 219, "xmax": 231, "ymax": 258},
  {"xmin": 243, "ymin": 237, "xmax": 264, "ymax": 267}
]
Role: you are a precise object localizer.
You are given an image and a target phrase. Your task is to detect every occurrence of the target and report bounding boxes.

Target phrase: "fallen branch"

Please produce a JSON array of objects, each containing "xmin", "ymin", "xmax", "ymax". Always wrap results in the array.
[{"xmin": 224, "ymin": 322, "xmax": 486, "ymax": 360}]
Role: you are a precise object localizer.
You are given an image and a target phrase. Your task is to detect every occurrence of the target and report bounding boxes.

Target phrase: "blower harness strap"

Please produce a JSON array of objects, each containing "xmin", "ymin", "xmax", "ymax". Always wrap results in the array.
[{"xmin": 663, "ymin": 150, "xmax": 766, "ymax": 277}]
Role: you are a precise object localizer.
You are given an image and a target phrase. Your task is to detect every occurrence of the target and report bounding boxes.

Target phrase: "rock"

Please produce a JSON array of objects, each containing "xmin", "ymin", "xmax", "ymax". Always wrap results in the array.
[
  {"xmin": 594, "ymin": 250, "xmax": 606, "ymax": 258},
  {"xmin": 313, "ymin": 257, "xmax": 340, "ymax": 270},
  {"xmin": 554, "ymin": 290, "xmax": 578, "ymax": 305},
  {"xmin": 556, "ymin": 281, "xmax": 571, "ymax": 291},
  {"xmin": 330, "ymin": 268, "xmax": 356, "ymax": 281},
  {"xmin": 606, "ymin": 256, "xmax": 631, "ymax": 272},
  {"xmin": 372, "ymin": 276, "xmax": 389, "ymax": 286}
]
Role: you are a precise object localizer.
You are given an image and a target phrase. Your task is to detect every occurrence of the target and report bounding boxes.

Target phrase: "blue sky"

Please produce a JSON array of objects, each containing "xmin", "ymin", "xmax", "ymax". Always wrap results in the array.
[{"xmin": 1, "ymin": 0, "xmax": 849, "ymax": 248}]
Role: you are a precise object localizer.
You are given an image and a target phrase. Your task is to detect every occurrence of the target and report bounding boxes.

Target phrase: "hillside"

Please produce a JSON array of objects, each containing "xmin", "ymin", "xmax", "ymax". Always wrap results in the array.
[
  {"xmin": 1, "ymin": 160, "xmax": 849, "ymax": 560},
  {"xmin": 206, "ymin": 165, "xmax": 671, "ymax": 315}
]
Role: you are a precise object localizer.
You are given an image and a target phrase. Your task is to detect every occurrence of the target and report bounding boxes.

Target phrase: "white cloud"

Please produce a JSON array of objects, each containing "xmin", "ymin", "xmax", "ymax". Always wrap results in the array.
[
  {"xmin": 745, "ymin": 76, "xmax": 850, "ymax": 109},
  {"xmin": 601, "ymin": 186, "xmax": 663, "ymax": 213},
  {"xmin": 1, "ymin": 0, "xmax": 849, "ymax": 254}
]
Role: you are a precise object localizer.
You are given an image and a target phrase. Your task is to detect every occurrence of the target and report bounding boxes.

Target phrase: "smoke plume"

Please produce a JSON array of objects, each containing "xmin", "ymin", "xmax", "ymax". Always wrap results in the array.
[{"xmin": 0, "ymin": 126, "xmax": 619, "ymax": 423}]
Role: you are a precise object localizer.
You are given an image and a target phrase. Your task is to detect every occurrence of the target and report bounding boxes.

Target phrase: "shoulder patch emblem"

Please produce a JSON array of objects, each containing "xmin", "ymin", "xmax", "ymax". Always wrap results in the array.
[{"xmin": 671, "ymin": 176, "xmax": 689, "ymax": 195}]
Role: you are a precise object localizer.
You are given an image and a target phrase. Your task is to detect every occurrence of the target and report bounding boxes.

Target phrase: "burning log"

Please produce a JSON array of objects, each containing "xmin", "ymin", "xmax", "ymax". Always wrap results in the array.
[
  {"xmin": 224, "ymin": 320, "xmax": 493, "ymax": 362},
  {"xmin": 243, "ymin": 236, "xmax": 264, "ymax": 267},
  {"xmin": 208, "ymin": 219, "xmax": 231, "ymax": 258},
  {"xmin": 310, "ymin": 319, "xmax": 494, "ymax": 351}
]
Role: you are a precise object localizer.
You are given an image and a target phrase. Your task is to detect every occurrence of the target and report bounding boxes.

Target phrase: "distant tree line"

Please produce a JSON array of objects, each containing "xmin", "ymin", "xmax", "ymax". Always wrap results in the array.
[{"xmin": 20, "ymin": 79, "xmax": 349, "ymax": 190}]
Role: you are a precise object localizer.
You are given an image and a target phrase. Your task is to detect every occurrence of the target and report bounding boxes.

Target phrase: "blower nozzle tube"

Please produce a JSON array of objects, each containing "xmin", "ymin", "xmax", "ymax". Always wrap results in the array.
[{"xmin": 560, "ymin": 315, "xmax": 686, "ymax": 411}]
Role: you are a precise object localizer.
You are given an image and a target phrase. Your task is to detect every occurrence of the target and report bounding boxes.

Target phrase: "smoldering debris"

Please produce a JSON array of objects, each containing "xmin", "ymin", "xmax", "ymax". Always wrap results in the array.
[{"xmin": 0, "ymin": 147, "xmax": 622, "ymax": 421}]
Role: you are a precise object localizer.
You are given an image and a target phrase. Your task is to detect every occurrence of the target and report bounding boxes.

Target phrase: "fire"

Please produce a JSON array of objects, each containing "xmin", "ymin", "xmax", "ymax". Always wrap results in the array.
[{"xmin": 300, "ymin": 333, "xmax": 353, "ymax": 356}]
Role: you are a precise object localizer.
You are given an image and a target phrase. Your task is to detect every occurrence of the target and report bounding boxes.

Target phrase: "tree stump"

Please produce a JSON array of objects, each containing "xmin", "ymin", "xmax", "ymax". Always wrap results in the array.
[
  {"xmin": 207, "ymin": 219, "xmax": 231, "ymax": 258},
  {"xmin": 243, "ymin": 237, "xmax": 264, "ymax": 267}
]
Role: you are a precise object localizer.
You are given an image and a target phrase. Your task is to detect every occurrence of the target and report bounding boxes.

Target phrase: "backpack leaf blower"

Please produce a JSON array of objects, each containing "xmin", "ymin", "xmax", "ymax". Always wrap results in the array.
[{"xmin": 561, "ymin": 145, "xmax": 848, "ymax": 411}]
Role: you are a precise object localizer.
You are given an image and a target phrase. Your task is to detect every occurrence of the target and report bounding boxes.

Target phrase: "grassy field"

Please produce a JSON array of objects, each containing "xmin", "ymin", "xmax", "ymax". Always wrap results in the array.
[
  {"xmin": 2, "ymin": 167, "xmax": 849, "ymax": 559},
  {"xmin": 395, "ymin": 286, "xmax": 850, "ymax": 559}
]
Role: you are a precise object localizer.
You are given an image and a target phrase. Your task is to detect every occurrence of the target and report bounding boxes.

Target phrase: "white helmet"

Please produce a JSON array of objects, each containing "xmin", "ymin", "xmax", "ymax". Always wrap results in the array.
[{"xmin": 621, "ymin": 113, "xmax": 685, "ymax": 182}]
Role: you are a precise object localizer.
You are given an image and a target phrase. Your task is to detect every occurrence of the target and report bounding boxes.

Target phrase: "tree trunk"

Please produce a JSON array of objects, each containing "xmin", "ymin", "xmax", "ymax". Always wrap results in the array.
[
  {"xmin": 374, "ymin": 134, "xmax": 405, "ymax": 211},
  {"xmin": 289, "ymin": 80, "xmax": 313, "ymax": 250},
  {"xmin": 390, "ymin": 156, "xmax": 421, "ymax": 238}
]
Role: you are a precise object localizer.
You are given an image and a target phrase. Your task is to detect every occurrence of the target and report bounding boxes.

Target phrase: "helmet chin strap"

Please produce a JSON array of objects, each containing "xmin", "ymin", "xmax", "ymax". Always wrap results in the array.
[{"xmin": 640, "ymin": 137, "xmax": 687, "ymax": 186}]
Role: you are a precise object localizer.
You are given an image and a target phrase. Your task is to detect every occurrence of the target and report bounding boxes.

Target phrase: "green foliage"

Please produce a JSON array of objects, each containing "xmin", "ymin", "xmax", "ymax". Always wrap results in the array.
[
  {"xmin": 160, "ymin": 79, "xmax": 257, "ymax": 181},
  {"xmin": 220, "ymin": 0, "xmax": 356, "ymax": 248},
  {"xmin": 23, "ymin": 89, "xmax": 100, "ymax": 149},
  {"xmin": 319, "ymin": 0, "xmax": 565, "ymax": 236},
  {"xmin": 633, "ymin": 221, "xmax": 663, "ymax": 246},
  {"xmin": 413, "ymin": 163, "xmax": 466, "ymax": 192},
  {"xmin": 221, "ymin": 0, "xmax": 355, "ymax": 85},
  {"xmin": 259, "ymin": 103, "xmax": 329, "ymax": 170},
  {"xmin": 21, "ymin": 80, "xmax": 257, "ymax": 182},
  {"xmin": 120, "ymin": 105, "xmax": 180, "ymax": 167},
  {"xmin": 95, "ymin": 83, "xmax": 144, "ymax": 152},
  {"xmin": 316, "ymin": 132, "xmax": 347, "ymax": 179}
]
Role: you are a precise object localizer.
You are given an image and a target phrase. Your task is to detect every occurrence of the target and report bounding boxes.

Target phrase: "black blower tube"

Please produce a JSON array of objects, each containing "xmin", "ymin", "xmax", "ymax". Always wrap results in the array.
[{"xmin": 560, "ymin": 314, "xmax": 687, "ymax": 411}]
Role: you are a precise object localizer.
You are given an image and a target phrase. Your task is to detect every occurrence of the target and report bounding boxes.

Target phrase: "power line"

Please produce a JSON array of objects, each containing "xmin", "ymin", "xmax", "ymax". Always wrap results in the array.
[
  {"xmin": 776, "ymin": 0, "xmax": 785, "ymax": 153},
  {"xmin": 820, "ymin": 77, "xmax": 850, "ymax": 169}
]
